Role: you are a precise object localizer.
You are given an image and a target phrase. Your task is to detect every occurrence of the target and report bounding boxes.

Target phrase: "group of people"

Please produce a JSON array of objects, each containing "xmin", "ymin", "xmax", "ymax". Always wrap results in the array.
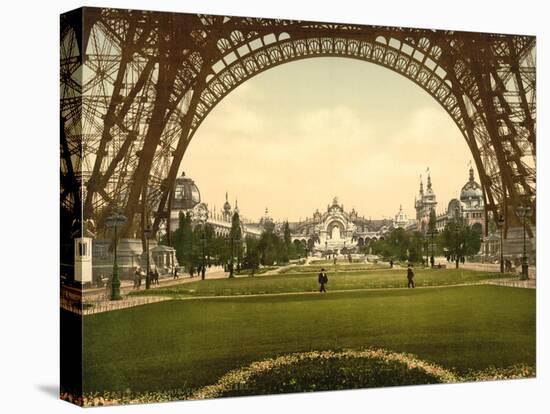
[
  {"xmin": 317, "ymin": 264, "xmax": 417, "ymax": 293},
  {"xmin": 133, "ymin": 267, "xmax": 160, "ymax": 289},
  {"xmin": 188, "ymin": 264, "xmax": 207, "ymax": 279},
  {"xmin": 133, "ymin": 264, "xmax": 209, "ymax": 288}
]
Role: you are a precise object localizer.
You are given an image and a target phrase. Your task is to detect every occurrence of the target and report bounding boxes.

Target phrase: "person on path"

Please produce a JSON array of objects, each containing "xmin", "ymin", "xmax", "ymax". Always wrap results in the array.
[
  {"xmin": 318, "ymin": 268, "xmax": 328, "ymax": 293},
  {"xmin": 133, "ymin": 267, "xmax": 141, "ymax": 289},
  {"xmin": 407, "ymin": 264, "xmax": 415, "ymax": 288}
]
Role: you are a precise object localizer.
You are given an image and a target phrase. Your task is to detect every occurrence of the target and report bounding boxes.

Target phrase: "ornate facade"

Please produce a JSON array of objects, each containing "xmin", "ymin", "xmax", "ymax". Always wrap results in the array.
[
  {"xmin": 288, "ymin": 197, "xmax": 392, "ymax": 253},
  {"xmin": 169, "ymin": 173, "xmax": 262, "ymax": 239},
  {"xmin": 393, "ymin": 205, "xmax": 413, "ymax": 229},
  {"xmin": 414, "ymin": 173, "xmax": 438, "ymax": 231},
  {"xmin": 413, "ymin": 166, "xmax": 485, "ymax": 234}
]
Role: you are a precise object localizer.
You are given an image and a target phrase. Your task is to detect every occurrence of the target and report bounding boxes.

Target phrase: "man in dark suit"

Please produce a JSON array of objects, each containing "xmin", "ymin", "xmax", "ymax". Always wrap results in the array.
[
  {"xmin": 318, "ymin": 268, "xmax": 328, "ymax": 293},
  {"xmin": 407, "ymin": 264, "xmax": 415, "ymax": 288}
]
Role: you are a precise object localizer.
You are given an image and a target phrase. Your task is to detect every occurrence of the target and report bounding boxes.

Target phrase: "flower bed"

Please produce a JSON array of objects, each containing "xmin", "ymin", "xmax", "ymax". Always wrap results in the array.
[
  {"xmin": 188, "ymin": 348, "xmax": 459, "ymax": 400},
  {"xmin": 64, "ymin": 348, "xmax": 535, "ymax": 406}
]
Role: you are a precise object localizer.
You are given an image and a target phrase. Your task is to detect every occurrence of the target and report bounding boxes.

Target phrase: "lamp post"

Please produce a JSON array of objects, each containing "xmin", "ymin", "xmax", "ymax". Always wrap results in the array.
[
  {"xmin": 200, "ymin": 226, "xmax": 206, "ymax": 280},
  {"xmin": 498, "ymin": 215, "xmax": 505, "ymax": 273},
  {"xmin": 229, "ymin": 233, "xmax": 235, "ymax": 278},
  {"xmin": 517, "ymin": 205, "xmax": 532, "ymax": 280},
  {"xmin": 428, "ymin": 228, "xmax": 438, "ymax": 268},
  {"xmin": 454, "ymin": 207, "xmax": 461, "ymax": 269},
  {"xmin": 104, "ymin": 211, "xmax": 127, "ymax": 300},
  {"xmin": 236, "ymin": 233, "xmax": 242, "ymax": 274},
  {"xmin": 424, "ymin": 236, "xmax": 429, "ymax": 268},
  {"xmin": 143, "ymin": 225, "xmax": 151, "ymax": 289}
]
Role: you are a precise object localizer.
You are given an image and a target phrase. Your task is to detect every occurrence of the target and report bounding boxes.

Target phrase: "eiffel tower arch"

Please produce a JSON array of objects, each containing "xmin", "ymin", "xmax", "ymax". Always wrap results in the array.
[{"xmin": 60, "ymin": 7, "xmax": 535, "ymax": 244}]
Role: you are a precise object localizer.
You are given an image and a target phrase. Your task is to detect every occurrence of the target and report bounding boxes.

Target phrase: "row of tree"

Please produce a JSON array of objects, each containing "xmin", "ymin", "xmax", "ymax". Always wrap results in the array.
[
  {"xmin": 169, "ymin": 208, "xmax": 482, "ymax": 274},
  {"xmin": 168, "ymin": 211, "xmax": 306, "ymax": 277},
  {"xmin": 370, "ymin": 209, "xmax": 482, "ymax": 267}
]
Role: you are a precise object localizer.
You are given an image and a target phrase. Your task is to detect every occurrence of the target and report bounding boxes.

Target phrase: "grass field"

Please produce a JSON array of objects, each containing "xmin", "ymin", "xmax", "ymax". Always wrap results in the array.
[
  {"xmin": 130, "ymin": 268, "xmax": 510, "ymax": 298},
  {"xmin": 278, "ymin": 263, "xmax": 387, "ymax": 273},
  {"xmin": 83, "ymin": 284, "xmax": 535, "ymax": 395}
]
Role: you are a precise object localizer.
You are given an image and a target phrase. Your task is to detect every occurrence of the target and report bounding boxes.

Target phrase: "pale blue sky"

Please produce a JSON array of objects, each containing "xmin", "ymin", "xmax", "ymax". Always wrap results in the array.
[{"xmin": 182, "ymin": 57, "xmax": 473, "ymax": 222}]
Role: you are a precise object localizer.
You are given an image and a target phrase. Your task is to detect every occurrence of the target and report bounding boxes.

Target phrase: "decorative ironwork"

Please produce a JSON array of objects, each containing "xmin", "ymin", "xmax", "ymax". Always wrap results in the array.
[{"xmin": 60, "ymin": 8, "xmax": 536, "ymax": 239}]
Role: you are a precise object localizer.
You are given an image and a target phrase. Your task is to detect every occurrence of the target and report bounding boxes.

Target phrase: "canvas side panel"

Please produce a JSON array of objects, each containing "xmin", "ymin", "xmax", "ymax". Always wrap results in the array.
[{"xmin": 60, "ymin": 7, "xmax": 85, "ymax": 405}]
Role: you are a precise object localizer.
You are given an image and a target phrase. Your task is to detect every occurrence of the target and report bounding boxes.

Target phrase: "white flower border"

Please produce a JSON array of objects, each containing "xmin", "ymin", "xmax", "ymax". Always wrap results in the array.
[
  {"xmin": 188, "ymin": 348, "xmax": 461, "ymax": 400},
  {"xmin": 67, "ymin": 347, "xmax": 535, "ymax": 406}
]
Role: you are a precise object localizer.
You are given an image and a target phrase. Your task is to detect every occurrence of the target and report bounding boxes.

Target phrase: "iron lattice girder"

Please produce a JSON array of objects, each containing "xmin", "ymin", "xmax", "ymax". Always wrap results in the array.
[{"xmin": 59, "ymin": 7, "xmax": 536, "ymax": 236}]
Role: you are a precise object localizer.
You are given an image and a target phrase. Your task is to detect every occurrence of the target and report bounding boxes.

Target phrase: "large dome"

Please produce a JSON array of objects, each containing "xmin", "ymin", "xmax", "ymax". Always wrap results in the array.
[
  {"xmin": 173, "ymin": 172, "xmax": 201, "ymax": 210},
  {"xmin": 460, "ymin": 167, "xmax": 483, "ymax": 201}
]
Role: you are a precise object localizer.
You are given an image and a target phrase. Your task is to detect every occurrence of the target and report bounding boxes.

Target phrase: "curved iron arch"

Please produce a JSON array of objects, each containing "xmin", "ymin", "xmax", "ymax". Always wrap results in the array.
[
  {"xmin": 172, "ymin": 33, "xmax": 503, "ymax": 228},
  {"xmin": 192, "ymin": 34, "xmax": 464, "ymax": 136},
  {"xmin": 166, "ymin": 30, "xmax": 533, "ymax": 234},
  {"xmin": 60, "ymin": 9, "xmax": 535, "ymax": 240}
]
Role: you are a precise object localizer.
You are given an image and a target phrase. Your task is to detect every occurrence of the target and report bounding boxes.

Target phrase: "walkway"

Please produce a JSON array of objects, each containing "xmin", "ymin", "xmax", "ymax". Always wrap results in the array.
[
  {"xmin": 484, "ymin": 278, "xmax": 536, "ymax": 289},
  {"xmin": 81, "ymin": 268, "xmax": 229, "ymax": 302},
  {"xmin": 261, "ymin": 263, "xmax": 297, "ymax": 275},
  {"xmin": 65, "ymin": 274, "xmax": 535, "ymax": 315},
  {"xmin": 461, "ymin": 262, "xmax": 536, "ymax": 279}
]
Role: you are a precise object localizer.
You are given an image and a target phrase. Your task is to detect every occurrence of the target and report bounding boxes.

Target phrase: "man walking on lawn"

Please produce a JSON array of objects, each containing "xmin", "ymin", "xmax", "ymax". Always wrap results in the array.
[
  {"xmin": 407, "ymin": 264, "xmax": 415, "ymax": 288},
  {"xmin": 318, "ymin": 268, "xmax": 328, "ymax": 293}
]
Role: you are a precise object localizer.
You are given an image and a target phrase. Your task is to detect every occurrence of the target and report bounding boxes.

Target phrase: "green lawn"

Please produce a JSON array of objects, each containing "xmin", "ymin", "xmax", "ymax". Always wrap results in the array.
[
  {"xmin": 83, "ymin": 285, "xmax": 535, "ymax": 395},
  {"xmin": 130, "ymin": 268, "xmax": 510, "ymax": 298},
  {"xmin": 279, "ymin": 263, "xmax": 387, "ymax": 273}
]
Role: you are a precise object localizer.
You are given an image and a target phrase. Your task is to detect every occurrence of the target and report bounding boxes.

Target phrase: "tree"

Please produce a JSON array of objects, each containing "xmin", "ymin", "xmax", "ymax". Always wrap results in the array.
[
  {"xmin": 428, "ymin": 208, "xmax": 437, "ymax": 233},
  {"xmin": 463, "ymin": 224, "xmax": 482, "ymax": 256},
  {"xmin": 292, "ymin": 239, "xmax": 306, "ymax": 259},
  {"xmin": 427, "ymin": 208, "xmax": 437, "ymax": 266},
  {"xmin": 440, "ymin": 217, "xmax": 482, "ymax": 268},
  {"xmin": 370, "ymin": 228, "xmax": 429, "ymax": 264},
  {"xmin": 209, "ymin": 232, "xmax": 229, "ymax": 266},
  {"xmin": 283, "ymin": 221, "xmax": 291, "ymax": 247},
  {"xmin": 229, "ymin": 211, "xmax": 242, "ymax": 277},
  {"xmin": 258, "ymin": 223, "xmax": 283, "ymax": 266},
  {"xmin": 172, "ymin": 211, "xmax": 194, "ymax": 272},
  {"xmin": 243, "ymin": 236, "xmax": 260, "ymax": 275},
  {"xmin": 203, "ymin": 223, "xmax": 215, "ymax": 266},
  {"xmin": 408, "ymin": 231, "xmax": 425, "ymax": 263}
]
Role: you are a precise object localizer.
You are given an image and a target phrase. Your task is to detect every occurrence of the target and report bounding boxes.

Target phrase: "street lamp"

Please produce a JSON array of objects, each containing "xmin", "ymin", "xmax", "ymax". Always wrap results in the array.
[
  {"xmin": 424, "ymin": 237, "xmax": 429, "ymax": 267},
  {"xmin": 227, "ymin": 231, "xmax": 242, "ymax": 278},
  {"xmin": 200, "ymin": 229, "xmax": 206, "ymax": 280},
  {"xmin": 227, "ymin": 232, "xmax": 235, "ymax": 278},
  {"xmin": 498, "ymin": 215, "xmax": 505, "ymax": 273},
  {"xmin": 236, "ymin": 233, "xmax": 242, "ymax": 274},
  {"xmin": 143, "ymin": 225, "xmax": 152, "ymax": 289},
  {"xmin": 428, "ymin": 228, "xmax": 439, "ymax": 268},
  {"xmin": 517, "ymin": 205, "xmax": 532, "ymax": 280},
  {"xmin": 454, "ymin": 207, "xmax": 461, "ymax": 269},
  {"xmin": 104, "ymin": 211, "xmax": 127, "ymax": 300}
]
